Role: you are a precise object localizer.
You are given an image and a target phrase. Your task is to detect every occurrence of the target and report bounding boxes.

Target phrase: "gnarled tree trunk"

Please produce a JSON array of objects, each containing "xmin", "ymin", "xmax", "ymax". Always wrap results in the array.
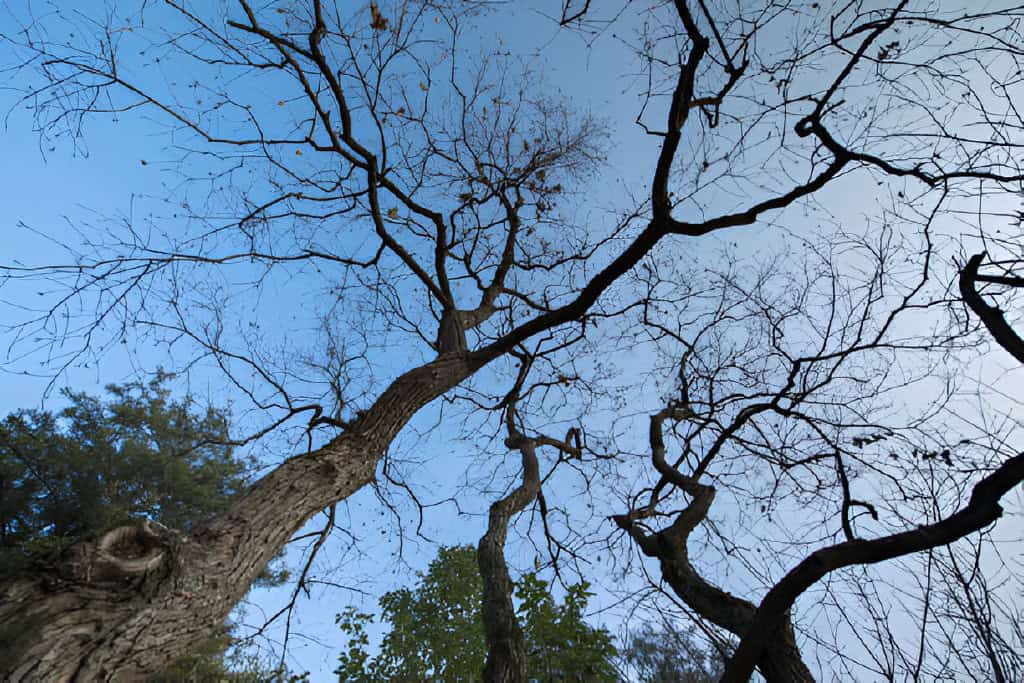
[
  {"xmin": 477, "ymin": 434, "xmax": 541, "ymax": 683},
  {"xmin": 615, "ymin": 408, "xmax": 816, "ymax": 683},
  {"xmin": 0, "ymin": 355, "xmax": 476, "ymax": 681},
  {"xmin": 625, "ymin": 505, "xmax": 815, "ymax": 683}
]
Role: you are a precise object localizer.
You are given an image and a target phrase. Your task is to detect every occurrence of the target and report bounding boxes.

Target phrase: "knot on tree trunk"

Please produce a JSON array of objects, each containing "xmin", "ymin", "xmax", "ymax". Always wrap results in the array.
[{"xmin": 66, "ymin": 520, "xmax": 180, "ymax": 584}]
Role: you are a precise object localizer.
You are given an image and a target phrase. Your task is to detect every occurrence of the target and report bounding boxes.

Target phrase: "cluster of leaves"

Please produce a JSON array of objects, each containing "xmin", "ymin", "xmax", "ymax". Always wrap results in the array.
[
  {"xmin": 515, "ymin": 573, "xmax": 618, "ymax": 681},
  {"xmin": 335, "ymin": 545, "xmax": 617, "ymax": 681}
]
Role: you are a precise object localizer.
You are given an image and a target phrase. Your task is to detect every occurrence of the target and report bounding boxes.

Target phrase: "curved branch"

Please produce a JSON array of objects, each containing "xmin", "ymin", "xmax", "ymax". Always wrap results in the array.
[
  {"xmin": 615, "ymin": 407, "xmax": 815, "ymax": 682},
  {"xmin": 478, "ymin": 432, "xmax": 541, "ymax": 683},
  {"xmin": 721, "ymin": 452, "xmax": 1024, "ymax": 683},
  {"xmin": 959, "ymin": 252, "xmax": 1024, "ymax": 364}
]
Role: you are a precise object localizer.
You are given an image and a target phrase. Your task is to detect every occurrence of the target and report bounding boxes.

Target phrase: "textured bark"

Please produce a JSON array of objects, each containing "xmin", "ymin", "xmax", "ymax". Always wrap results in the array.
[
  {"xmin": 0, "ymin": 354, "xmax": 476, "ymax": 681},
  {"xmin": 478, "ymin": 436, "xmax": 541, "ymax": 683}
]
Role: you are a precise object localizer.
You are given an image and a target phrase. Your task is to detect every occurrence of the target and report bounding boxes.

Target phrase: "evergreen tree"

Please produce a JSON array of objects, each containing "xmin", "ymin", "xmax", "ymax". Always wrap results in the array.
[
  {"xmin": 0, "ymin": 374, "xmax": 249, "ymax": 574},
  {"xmin": 0, "ymin": 376, "xmax": 289, "ymax": 681}
]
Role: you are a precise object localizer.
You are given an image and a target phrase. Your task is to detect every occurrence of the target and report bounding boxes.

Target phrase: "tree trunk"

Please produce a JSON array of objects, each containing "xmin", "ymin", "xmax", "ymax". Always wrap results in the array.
[
  {"xmin": 616, "ymin": 410, "xmax": 816, "ymax": 683},
  {"xmin": 478, "ymin": 435, "xmax": 540, "ymax": 683},
  {"xmin": 616, "ymin": 415, "xmax": 814, "ymax": 683},
  {"xmin": 651, "ymin": 534, "xmax": 816, "ymax": 683},
  {"xmin": 0, "ymin": 354, "xmax": 475, "ymax": 681}
]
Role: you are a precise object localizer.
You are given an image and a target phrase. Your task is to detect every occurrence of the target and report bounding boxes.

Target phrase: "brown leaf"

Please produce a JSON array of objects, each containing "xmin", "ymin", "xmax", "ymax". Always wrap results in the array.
[{"xmin": 370, "ymin": 3, "xmax": 389, "ymax": 31}]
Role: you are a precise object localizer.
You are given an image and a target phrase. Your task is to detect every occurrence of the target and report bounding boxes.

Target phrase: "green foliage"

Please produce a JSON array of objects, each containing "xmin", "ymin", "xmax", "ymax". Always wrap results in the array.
[
  {"xmin": 0, "ymin": 373, "xmax": 248, "ymax": 575},
  {"xmin": 0, "ymin": 375, "xmax": 290, "ymax": 680},
  {"xmin": 619, "ymin": 622, "xmax": 724, "ymax": 683},
  {"xmin": 336, "ymin": 545, "xmax": 486, "ymax": 680},
  {"xmin": 335, "ymin": 545, "xmax": 617, "ymax": 682},
  {"xmin": 516, "ymin": 573, "xmax": 618, "ymax": 681},
  {"xmin": 335, "ymin": 607, "xmax": 376, "ymax": 679}
]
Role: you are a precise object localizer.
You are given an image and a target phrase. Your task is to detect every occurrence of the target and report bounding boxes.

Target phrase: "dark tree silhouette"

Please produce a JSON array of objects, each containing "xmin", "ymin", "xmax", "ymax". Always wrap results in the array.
[{"xmin": 0, "ymin": 1, "xmax": 1022, "ymax": 680}]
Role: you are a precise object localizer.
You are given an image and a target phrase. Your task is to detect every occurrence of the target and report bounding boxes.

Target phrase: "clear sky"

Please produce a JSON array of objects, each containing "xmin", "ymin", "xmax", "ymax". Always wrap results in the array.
[{"xmin": 2, "ymin": 1, "xmax": 1023, "ymax": 681}]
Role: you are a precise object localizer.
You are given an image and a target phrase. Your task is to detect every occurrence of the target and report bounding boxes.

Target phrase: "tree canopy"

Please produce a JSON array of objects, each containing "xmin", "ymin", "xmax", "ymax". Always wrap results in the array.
[
  {"xmin": 0, "ymin": 375, "xmax": 247, "ymax": 575},
  {"xmin": 0, "ymin": 378, "xmax": 297, "ymax": 681},
  {"xmin": 336, "ymin": 545, "xmax": 617, "ymax": 682}
]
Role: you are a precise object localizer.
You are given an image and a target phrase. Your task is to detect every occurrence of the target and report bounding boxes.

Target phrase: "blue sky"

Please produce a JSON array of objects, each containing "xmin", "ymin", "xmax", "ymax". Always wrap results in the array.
[
  {"xmin": 0, "ymin": 2, "xmax": 669, "ymax": 677},
  {"xmin": 3, "ymin": 1, "xmax": 1024, "ymax": 681}
]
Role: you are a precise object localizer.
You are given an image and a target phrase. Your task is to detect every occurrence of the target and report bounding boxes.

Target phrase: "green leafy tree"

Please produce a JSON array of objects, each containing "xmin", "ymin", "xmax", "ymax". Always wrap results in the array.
[
  {"xmin": 0, "ymin": 374, "xmax": 250, "ymax": 574},
  {"xmin": 335, "ymin": 545, "xmax": 617, "ymax": 682},
  {"xmin": 0, "ymin": 376, "xmax": 287, "ymax": 681},
  {"xmin": 516, "ymin": 573, "xmax": 618, "ymax": 682}
]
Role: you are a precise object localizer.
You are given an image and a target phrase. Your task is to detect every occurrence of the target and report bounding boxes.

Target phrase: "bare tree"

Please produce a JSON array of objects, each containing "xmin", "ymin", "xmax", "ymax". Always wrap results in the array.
[
  {"xmin": 0, "ymin": 0, "xmax": 1022, "ymax": 680},
  {"xmin": 475, "ymin": 348, "xmax": 593, "ymax": 683},
  {"xmin": 600, "ymin": 225, "xmax": 1024, "ymax": 681}
]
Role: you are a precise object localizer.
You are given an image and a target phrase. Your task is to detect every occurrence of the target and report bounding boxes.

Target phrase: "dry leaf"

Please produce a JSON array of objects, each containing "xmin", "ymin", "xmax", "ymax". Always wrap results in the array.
[
  {"xmin": 387, "ymin": 207, "xmax": 399, "ymax": 218},
  {"xmin": 370, "ymin": 3, "xmax": 388, "ymax": 31}
]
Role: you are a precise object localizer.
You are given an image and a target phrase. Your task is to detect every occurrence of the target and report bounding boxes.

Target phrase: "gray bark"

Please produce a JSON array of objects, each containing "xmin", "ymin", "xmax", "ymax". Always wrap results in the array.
[{"xmin": 0, "ymin": 354, "xmax": 475, "ymax": 681}]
